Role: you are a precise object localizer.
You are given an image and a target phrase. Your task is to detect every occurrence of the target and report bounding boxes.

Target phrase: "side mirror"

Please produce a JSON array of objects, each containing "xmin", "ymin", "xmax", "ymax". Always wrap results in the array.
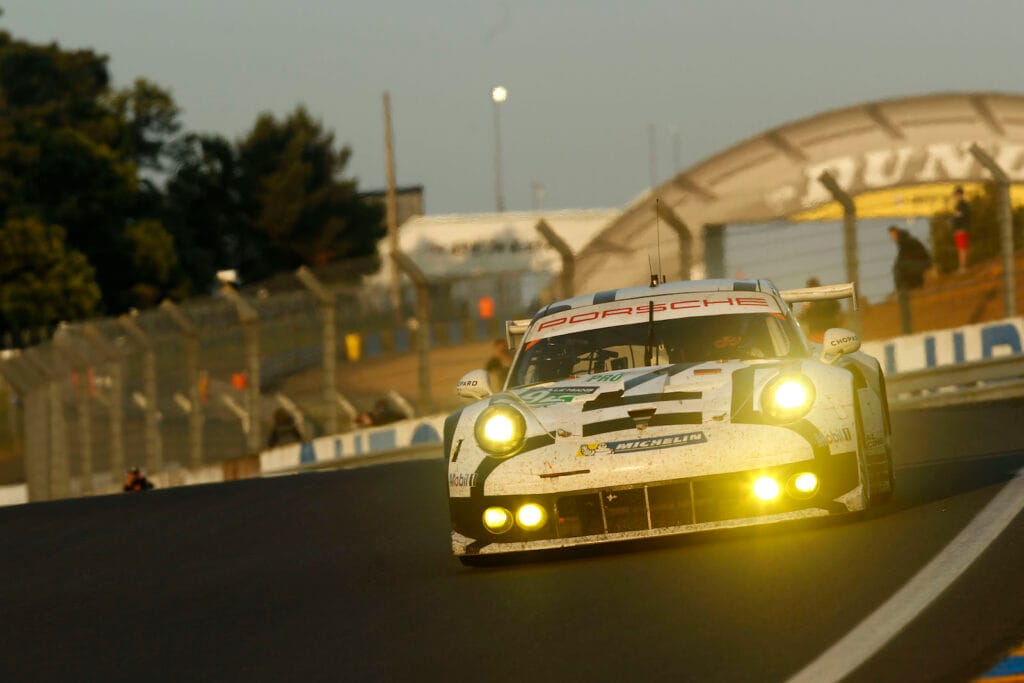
[
  {"xmin": 456, "ymin": 369, "xmax": 492, "ymax": 400},
  {"xmin": 821, "ymin": 328, "xmax": 861, "ymax": 364}
]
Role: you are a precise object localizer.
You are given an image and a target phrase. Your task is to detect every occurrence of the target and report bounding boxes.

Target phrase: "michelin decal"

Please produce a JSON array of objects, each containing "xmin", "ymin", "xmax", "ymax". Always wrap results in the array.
[{"xmin": 576, "ymin": 431, "xmax": 707, "ymax": 457}]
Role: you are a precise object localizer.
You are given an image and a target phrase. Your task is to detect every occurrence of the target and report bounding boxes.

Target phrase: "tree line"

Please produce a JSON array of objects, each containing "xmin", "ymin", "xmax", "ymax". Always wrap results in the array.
[{"xmin": 0, "ymin": 22, "xmax": 383, "ymax": 345}]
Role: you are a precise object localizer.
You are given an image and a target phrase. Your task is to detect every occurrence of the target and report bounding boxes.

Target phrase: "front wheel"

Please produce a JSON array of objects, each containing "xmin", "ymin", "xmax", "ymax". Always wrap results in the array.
[
  {"xmin": 865, "ymin": 445, "xmax": 895, "ymax": 506},
  {"xmin": 855, "ymin": 384, "xmax": 895, "ymax": 508}
]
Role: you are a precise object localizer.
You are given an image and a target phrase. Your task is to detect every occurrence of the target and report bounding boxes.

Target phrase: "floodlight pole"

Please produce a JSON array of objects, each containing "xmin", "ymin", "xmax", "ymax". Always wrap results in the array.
[{"xmin": 969, "ymin": 144, "xmax": 1016, "ymax": 317}]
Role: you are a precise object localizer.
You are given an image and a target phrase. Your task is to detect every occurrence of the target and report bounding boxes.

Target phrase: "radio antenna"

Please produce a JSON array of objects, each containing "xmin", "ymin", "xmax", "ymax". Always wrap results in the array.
[
  {"xmin": 648, "ymin": 255, "xmax": 657, "ymax": 287},
  {"xmin": 655, "ymin": 198, "xmax": 665, "ymax": 283}
]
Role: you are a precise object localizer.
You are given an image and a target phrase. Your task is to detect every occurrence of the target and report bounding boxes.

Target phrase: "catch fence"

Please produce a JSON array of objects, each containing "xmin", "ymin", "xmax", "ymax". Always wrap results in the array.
[{"xmin": 0, "ymin": 254, "xmax": 541, "ymax": 500}]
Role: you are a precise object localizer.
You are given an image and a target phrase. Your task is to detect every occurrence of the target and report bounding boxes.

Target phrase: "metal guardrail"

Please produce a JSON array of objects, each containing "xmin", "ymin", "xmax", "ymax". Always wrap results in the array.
[{"xmin": 887, "ymin": 354, "xmax": 1024, "ymax": 409}]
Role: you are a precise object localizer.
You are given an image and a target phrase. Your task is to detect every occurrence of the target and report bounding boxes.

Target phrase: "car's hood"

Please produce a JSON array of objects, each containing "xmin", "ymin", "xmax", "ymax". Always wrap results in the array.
[{"xmin": 506, "ymin": 360, "xmax": 760, "ymax": 436}]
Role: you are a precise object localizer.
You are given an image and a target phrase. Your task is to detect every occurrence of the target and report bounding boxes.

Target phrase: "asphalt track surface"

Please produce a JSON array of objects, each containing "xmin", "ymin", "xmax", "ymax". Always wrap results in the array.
[{"xmin": 3, "ymin": 400, "xmax": 1024, "ymax": 682}]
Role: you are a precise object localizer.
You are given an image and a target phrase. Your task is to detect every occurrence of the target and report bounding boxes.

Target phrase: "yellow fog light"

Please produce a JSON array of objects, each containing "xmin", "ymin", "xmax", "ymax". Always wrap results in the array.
[
  {"xmin": 753, "ymin": 476, "xmax": 781, "ymax": 501},
  {"xmin": 762, "ymin": 374, "xmax": 815, "ymax": 422},
  {"xmin": 515, "ymin": 503, "xmax": 548, "ymax": 531},
  {"xmin": 474, "ymin": 405, "xmax": 527, "ymax": 457},
  {"xmin": 791, "ymin": 472, "xmax": 819, "ymax": 497},
  {"xmin": 482, "ymin": 506, "xmax": 514, "ymax": 534}
]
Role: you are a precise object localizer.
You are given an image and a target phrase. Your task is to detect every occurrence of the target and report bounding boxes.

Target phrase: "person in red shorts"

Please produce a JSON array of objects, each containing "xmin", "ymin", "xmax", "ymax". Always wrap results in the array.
[{"xmin": 952, "ymin": 186, "xmax": 971, "ymax": 273}]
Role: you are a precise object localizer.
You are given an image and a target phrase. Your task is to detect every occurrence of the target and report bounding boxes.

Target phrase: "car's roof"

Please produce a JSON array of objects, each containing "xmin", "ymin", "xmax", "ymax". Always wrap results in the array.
[{"xmin": 531, "ymin": 278, "xmax": 781, "ymax": 321}]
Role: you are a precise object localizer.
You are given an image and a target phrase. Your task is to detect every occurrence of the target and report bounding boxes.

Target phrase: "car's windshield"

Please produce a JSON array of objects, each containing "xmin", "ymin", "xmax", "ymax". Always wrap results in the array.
[{"xmin": 509, "ymin": 311, "xmax": 804, "ymax": 388}]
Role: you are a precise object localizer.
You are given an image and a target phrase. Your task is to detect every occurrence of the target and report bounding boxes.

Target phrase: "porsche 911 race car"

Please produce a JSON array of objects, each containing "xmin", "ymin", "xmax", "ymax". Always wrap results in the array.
[{"xmin": 447, "ymin": 278, "xmax": 893, "ymax": 562}]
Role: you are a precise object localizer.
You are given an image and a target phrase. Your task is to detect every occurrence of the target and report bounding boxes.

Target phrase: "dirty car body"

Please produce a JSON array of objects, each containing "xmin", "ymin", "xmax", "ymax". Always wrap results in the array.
[{"xmin": 447, "ymin": 279, "xmax": 893, "ymax": 560}]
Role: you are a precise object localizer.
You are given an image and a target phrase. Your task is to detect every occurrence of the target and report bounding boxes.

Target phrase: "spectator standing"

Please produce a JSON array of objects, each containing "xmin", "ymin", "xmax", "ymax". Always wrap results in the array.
[
  {"xmin": 485, "ymin": 339, "xmax": 512, "ymax": 391},
  {"xmin": 798, "ymin": 277, "xmax": 841, "ymax": 343},
  {"xmin": 951, "ymin": 186, "xmax": 971, "ymax": 273}
]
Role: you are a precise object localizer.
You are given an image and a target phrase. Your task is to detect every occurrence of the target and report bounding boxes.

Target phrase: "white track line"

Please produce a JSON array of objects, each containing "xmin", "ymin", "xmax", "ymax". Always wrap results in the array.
[{"xmin": 787, "ymin": 469, "xmax": 1024, "ymax": 683}]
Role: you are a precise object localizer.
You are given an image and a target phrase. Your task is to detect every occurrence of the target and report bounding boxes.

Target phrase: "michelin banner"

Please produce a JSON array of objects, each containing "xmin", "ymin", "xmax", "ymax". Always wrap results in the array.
[{"xmin": 861, "ymin": 317, "xmax": 1024, "ymax": 375}]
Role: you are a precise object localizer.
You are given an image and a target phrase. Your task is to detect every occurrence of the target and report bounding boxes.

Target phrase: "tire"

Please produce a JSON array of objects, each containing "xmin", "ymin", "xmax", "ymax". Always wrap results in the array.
[
  {"xmin": 868, "ymin": 446, "xmax": 895, "ymax": 506},
  {"xmin": 851, "ymin": 385, "xmax": 892, "ymax": 507}
]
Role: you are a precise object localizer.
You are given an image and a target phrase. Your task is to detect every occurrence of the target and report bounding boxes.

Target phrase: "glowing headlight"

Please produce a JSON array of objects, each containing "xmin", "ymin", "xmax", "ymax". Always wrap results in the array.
[
  {"xmin": 474, "ymin": 405, "xmax": 527, "ymax": 457},
  {"xmin": 482, "ymin": 506, "xmax": 514, "ymax": 534},
  {"xmin": 762, "ymin": 375, "xmax": 815, "ymax": 422},
  {"xmin": 791, "ymin": 472, "xmax": 819, "ymax": 495},
  {"xmin": 753, "ymin": 476, "xmax": 781, "ymax": 501},
  {"xmin": 516, "ymin": 503, "xmax": 548, "ymax": 530}
]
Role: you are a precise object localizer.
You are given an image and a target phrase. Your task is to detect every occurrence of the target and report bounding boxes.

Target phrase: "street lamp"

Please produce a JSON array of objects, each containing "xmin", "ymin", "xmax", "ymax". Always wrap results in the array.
[{"xmin": 491, "ymin": 86, "xmax": 507, "ymax": 212}]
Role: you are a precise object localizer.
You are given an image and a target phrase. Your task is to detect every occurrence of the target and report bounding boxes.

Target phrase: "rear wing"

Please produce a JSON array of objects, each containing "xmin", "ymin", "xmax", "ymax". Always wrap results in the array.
[
  {"xmin": 505, "ymin": 319, "xmax": 531, "ymax": 351},
  {"xmin": 779, "ymin": 282, "xmax": 858, "ymax": 311}
]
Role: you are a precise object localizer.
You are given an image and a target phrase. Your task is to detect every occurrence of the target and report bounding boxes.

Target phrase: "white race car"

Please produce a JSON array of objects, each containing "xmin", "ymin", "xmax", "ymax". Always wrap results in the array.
[{"xmin": 447, "ymin": 278, "xmax": 893, "ymax": 563}]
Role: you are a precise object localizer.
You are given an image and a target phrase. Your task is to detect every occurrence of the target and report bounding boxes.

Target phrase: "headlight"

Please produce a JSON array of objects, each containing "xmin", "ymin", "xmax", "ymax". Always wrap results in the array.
[
  {"xmin": 761, "ymin": 374, "xmax": 815, "ymax": 422},
  {"xmin": 752, "ymin": 476, "xmax": 781, "ymax": 501},
  {"xmin": 474, "ymin": 405, "xmax": 527, "ymax": 457},
  {"xmin": 788, "ymin": 472, "xmax": 819, "ymax": 498},
  {"xmin": 482, "ymin": 506, "xmax": 514, "ymax": 534},
  {"xmin": 516, "ymin": 503, "xmax": 548, "ymax": 531}
]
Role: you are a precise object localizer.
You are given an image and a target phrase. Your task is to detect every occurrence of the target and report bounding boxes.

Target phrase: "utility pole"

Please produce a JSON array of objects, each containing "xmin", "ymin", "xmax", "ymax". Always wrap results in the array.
[
  {"xmin": 383, "ymin": 91, "xmax": 402, "ymax": 321},
  {"xmin": 492, "ymin": 86, "xmax": 508, "ymax": 212}
]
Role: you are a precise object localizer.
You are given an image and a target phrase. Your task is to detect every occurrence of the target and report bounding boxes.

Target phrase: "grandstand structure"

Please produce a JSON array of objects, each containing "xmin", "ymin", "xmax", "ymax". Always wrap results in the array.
[{"xmin": 576, "ymin": 92, "xmax": 1024, "ymax": 295}]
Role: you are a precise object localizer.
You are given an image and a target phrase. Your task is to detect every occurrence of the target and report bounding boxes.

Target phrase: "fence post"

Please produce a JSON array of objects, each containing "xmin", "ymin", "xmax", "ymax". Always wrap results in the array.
[
  {"xmin": 221, "ymin": 286, "xmax": 262, "ymax": 453},
  {"xmin": 84, "ymin": 324, "xmax": 125, "ymax": 486},
  {"xmin": 295, "ymin": 266, "xmax": 338, "ymax": 435},
  {"xmin": 818, "ymin": 171, "xmax": 861, "ymax": 329},
  {"xmin": 336, "ymin": 391, "xmax": 359, "ymax": 430},
  {"xmin": 274, "ymin": 392, "xmax": 307, "ymax": 437},
  {"xmin": 969, "ymin": 144, "xmax": 1017, "ymax": 317},
  {"xmin": 655, "ymin": 200, "xmax": 693, "ymax": 281},
  {"xmin": 23, "ymin": 349, "xmax": 70, "ymax": 499},
  {"xmin": 0, "ymin": 357, "xmax": 50, "ymax": 500},
  {"xmin": 391, "ymin": 251, "xmax": 433, "ymax": 413},
  {"xmin": 53, "ymin": 328, "xmax": 94, "ymax": 495},
  {"xmin": 536, "ymin": 219, "xmax": 575, "ymax": 300},
  {"xmin": 118, "ymin": 315, "xmax": 163, "ymax": 474},
  {"xmin": 160, "ymin": 300, "xmax": 204, "ymax": 468}
]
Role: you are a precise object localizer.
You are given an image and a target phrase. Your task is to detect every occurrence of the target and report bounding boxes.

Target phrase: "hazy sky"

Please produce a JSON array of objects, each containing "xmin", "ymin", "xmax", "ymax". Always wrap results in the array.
[{"xmin": 4, "ymin": 1, "xmax": 1024, "ymax": 214}]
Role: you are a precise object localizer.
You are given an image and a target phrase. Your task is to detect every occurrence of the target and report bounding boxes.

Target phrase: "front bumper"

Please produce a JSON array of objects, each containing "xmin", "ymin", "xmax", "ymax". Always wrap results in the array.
[{"xmin": 450, "ymin": 452, "xmax": 860, "ymax": 556}]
